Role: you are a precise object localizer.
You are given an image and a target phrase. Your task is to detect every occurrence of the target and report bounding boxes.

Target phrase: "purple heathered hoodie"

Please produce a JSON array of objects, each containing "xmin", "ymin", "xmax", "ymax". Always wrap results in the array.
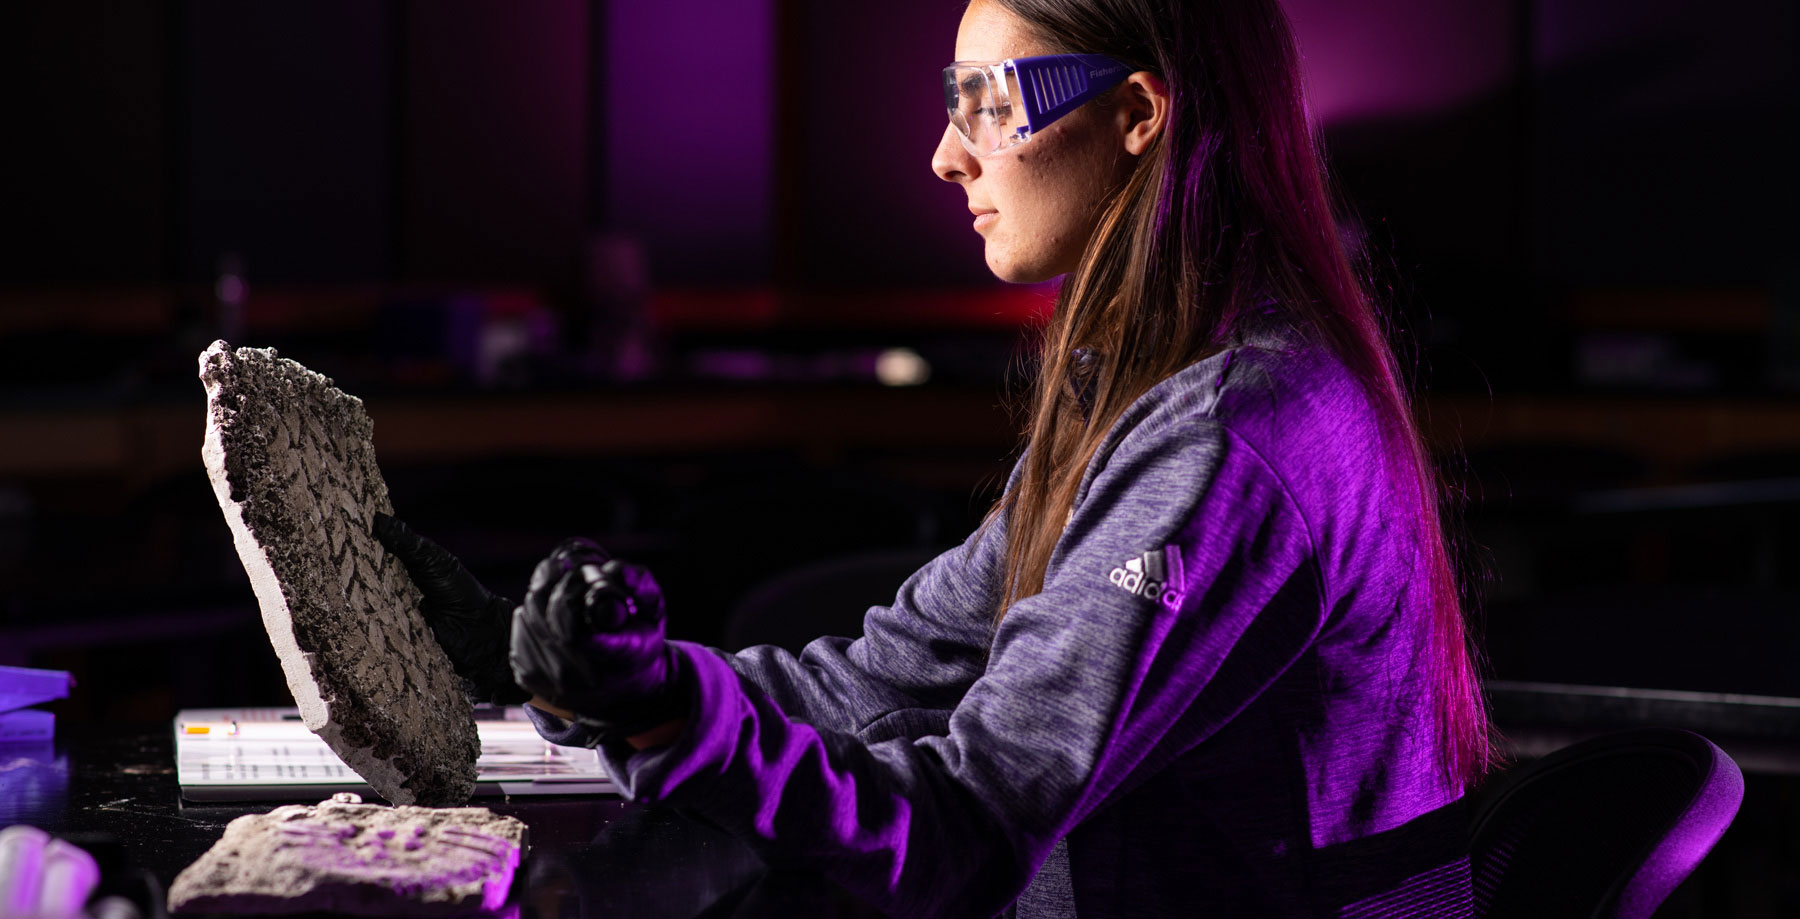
[{"xmin": 531, "ymin": 318, "xmax": 1474, "ymax": 918}]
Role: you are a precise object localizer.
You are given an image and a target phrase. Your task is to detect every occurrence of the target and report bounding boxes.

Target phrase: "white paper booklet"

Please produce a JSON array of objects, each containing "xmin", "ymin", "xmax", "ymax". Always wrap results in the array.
[{"xmin": 174, "ymin": 707, "xmax": 615, "ymax": 802}]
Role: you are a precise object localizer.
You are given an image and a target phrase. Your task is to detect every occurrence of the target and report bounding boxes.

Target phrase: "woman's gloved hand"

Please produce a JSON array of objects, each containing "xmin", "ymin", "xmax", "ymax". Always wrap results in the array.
[
  {"xmin": 371, "ymin": 512, "xmax": 531, "ymax": 706},
  {"xmin": 510, "ymin": 538, "xmax": 689, "ymax": 742}
]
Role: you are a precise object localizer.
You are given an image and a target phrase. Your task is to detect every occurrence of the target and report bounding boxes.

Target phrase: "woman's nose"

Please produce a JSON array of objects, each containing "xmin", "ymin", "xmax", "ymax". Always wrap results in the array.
[{"xmin": 931, "ymin": 123, "xmax": 977, "ymax": 183}]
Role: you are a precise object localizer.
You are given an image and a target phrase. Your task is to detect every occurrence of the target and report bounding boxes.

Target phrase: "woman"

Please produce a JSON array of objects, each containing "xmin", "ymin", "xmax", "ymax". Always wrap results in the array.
[{"xmin": 377, "ymin": 0, "xmax": 1489, "ymax": 915}]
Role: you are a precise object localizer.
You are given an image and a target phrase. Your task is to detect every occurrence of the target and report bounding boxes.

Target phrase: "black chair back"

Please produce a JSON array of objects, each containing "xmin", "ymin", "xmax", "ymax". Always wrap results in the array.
[
  {"xmin": 1469, "ymin": 728, "xmax": 1743, "ymax": 919},
  {"xmin": 722, "ymin": 548, "xmax": 943, "ymax": 654}
]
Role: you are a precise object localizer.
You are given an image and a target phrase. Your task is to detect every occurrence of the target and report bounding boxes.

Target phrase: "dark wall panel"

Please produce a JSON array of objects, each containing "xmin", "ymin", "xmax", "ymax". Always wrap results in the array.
[
  {"xmin": 0, "ymin": 2, "xmax": 166, "ymax": 283},
  {"xmin": 182, "ymin": 0, "xmax": 392, "ymax": 284},
  {"xmin": 399, "ymin": 0, "xmax": 588, "ymax": 288},
  {"xmin": 1531, "ymin": 0, "xmax": 1799, "ymax": 286},
  {"xmin": 605, "ymin": 0, "xmax": 774, "ymax": 285}
]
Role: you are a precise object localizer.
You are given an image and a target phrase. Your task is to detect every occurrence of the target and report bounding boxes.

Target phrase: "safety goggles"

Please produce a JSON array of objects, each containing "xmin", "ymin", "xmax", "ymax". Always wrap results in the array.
[{"xmin": 942, "ymin": 53, "xmax": 1131, "ymax": 157}]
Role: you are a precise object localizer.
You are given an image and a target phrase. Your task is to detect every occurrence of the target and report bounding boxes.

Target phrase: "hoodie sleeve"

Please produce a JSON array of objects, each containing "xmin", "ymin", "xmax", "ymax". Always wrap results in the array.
[
  {"xmin": 525, "ymin": 462, "xmax": 1017, "ymax": 749},
  {"xmin": 590, "ymin": 415, "xmax": 1327, "ymax": 917}
]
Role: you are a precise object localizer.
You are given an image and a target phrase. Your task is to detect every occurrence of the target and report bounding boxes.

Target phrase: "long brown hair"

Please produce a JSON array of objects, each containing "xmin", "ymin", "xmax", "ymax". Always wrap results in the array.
[{"xmin": 982, "ymin": 0, "xmax": 1490, "ymax": 788}]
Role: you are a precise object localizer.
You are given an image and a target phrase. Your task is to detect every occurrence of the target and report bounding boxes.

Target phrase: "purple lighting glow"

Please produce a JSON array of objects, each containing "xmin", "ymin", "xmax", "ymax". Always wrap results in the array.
[
  {"xmin": 604, "ymin": 0, "xmax": 775, "ymax": 283},
  {"xmin": 1281, "ymin": 0, "xmax": 1515, "ymax": 123}
]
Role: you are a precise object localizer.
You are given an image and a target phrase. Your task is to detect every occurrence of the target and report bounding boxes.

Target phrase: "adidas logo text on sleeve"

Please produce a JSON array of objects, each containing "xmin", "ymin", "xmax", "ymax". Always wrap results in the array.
[{"xmin": 1108, "ymin": 546, "xmax": 1186, "ymax": 608}]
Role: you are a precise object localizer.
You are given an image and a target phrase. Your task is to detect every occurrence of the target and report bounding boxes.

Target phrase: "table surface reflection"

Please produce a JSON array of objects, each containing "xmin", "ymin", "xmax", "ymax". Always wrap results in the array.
[{"xmin": 2, "ymin": 725, "xmax": 882, "ymax": 918}]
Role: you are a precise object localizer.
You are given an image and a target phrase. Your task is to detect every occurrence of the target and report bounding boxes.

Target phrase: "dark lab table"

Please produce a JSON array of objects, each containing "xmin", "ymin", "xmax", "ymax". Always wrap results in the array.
[{"xmin": 2, "ymin": 725, "xmax": 883, "ymax": 918}]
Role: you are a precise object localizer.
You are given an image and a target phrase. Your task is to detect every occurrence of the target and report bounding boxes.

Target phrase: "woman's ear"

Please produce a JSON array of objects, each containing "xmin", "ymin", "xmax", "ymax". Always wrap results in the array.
[{"xmin": 1118, "ymin": 71, "xmax": 1170, "ymax": 156}]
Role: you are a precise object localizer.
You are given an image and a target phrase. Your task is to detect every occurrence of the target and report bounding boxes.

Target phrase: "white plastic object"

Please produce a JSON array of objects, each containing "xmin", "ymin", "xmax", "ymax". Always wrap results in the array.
[
  {"xmin": 0, "ymin": 824, "xmax": 51, "ymax": 917},
  {"xmin": 0, "ymin": 825, "xmax": 101, "ymax": 918},
  {"xmin": 40, "ymin": 838, "xmax": 101, "ymax": 917}
]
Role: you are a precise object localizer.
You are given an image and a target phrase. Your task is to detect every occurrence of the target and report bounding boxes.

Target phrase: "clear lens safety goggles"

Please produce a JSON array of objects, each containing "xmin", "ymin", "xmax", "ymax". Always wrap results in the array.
[{"xmin": 942, "ymin": 53, "xmax": 1130, "ymax": 158}]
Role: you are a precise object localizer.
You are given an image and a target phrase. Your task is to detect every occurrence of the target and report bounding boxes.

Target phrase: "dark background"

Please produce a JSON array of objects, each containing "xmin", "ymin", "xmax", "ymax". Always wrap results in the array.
[{"xmin": 0, "ymin": 0, "xmax": 1796, "ymax": 914}]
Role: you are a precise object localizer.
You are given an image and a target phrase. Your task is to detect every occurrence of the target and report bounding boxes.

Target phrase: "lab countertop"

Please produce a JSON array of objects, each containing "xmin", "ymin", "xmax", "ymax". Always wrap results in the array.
[{"xmin": 2, "ymin": 725, "xmax": 882, "ymax": 918}]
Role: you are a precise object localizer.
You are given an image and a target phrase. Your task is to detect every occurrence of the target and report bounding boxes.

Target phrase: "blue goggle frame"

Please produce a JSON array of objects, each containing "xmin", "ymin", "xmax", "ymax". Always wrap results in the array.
[{"xmin": 943, "ymin": 53, "xmax": 1131, "ymax": 157}]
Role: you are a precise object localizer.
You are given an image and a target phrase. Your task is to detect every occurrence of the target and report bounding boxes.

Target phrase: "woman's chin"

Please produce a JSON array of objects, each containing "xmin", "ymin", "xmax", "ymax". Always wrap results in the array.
[{"xmin": 985, "ymin": 248, "xmax": 1057, "ymax": 285}]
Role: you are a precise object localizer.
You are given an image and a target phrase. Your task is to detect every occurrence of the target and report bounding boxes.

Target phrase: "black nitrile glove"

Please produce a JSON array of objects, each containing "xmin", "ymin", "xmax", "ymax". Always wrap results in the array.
[
  {"xmin": 372, "ymin": 512, "xmax": 531, "ymax": 705},
  {"xmin": 510, "ymin": 538, "xmax": 689, "ymax": 741}
]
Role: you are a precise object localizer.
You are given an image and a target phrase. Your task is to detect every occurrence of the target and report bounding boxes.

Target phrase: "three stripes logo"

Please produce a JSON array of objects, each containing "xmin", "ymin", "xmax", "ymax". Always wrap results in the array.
[{"xmin": 1108, "ymin": 545, "xmax": 1185, "ymax": 608}]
